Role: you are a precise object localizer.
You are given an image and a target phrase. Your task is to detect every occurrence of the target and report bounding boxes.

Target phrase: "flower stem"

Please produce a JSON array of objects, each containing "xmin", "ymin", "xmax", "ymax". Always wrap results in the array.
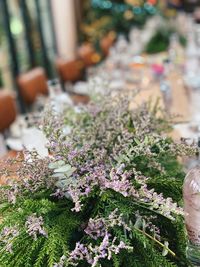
[{"xmin": 135, "ymin": 227, "xmax": 176, "ymax": 257}]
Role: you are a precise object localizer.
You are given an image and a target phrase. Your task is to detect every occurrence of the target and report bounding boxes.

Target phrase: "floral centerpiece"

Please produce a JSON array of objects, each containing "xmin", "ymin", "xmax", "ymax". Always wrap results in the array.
[{"xmin": 0, "ymin": 92, "xmax": 196, "ymax": 267}]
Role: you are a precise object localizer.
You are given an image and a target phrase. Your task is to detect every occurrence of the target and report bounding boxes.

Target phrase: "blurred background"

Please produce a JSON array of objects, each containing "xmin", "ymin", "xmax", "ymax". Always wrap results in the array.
[
  {"xmin": 0, "ymin": 0, "xmax": 200, "ymax": 111},
  {"xmin": 1, "ymin": 0, "xmax": 200, "ymax": 161}
]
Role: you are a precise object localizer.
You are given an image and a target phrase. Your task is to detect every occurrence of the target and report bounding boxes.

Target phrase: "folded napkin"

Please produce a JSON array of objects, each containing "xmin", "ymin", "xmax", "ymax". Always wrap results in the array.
[
  {"xmin": 22, "ymin": 127, "xmax": 48, "ymax": 158},
  {"xmin": 6, "ymin": 127, "xmax": 48, "ymax": 158}
]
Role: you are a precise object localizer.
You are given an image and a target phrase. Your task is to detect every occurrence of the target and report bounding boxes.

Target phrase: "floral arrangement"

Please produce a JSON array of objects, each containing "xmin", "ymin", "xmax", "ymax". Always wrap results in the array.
[{"xmin": 0, "ymin": 92, "xmax": 196, "ymax": 267}]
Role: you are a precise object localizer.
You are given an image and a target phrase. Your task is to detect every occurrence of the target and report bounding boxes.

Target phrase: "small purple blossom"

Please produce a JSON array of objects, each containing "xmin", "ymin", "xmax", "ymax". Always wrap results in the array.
[
  {"xmin": 0, "ymin": 226, "xmax": 19, "ymax": 253},
  {"xmin": 53, "ymin": 255, "xmax": 66, "ymax": 267},
  {"xmin": 67, "ymin": 232, "xmax": 132, "ymax": 267},
  {"xmin": 139, "ymin": 185, "xmax": 184, "ymax": 219},
  {"xmin": 85, "ymin": 218, "xmax": 106, "ymax": 239},
  {"xmin": 25, "ymin": 214, "xmax": 48, "ymax": 240},
  {"xmin": 85, "ymin": 210, "xmax": 131, "ymax": 241}
]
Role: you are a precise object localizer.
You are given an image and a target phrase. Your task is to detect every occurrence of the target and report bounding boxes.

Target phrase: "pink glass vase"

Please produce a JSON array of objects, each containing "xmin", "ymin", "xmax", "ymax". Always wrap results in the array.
[{"xmin": 183, "ymin": 166, "xmax": 200, "ymax": 265}]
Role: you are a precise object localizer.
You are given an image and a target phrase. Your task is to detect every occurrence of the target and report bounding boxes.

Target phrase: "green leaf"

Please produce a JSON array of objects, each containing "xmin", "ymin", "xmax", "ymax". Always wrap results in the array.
[
  {"xmin": 162, "ymin": 241, "xmax": 169, "ymax": 256},
  {"xmin": 134, "ymin": 138, "xmax": 141, "ymax": 145}
]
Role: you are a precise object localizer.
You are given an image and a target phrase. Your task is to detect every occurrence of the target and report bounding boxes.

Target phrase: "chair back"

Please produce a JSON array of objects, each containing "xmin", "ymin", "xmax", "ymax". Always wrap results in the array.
[
  {"xmin": 78, "ymin": 43, "xmax": 100, "ymax": 66},
  {"xmin": 100, "ymin": 32, "xmax": 116, "ymax": 56},
  {"xmin": 56, "ymin": 58, "xmax": 84, "ymax": 83},
  {"xmin": 0, "ymin": 91, "xmax": 17, "ymax": 132},
  {"xmin": 70, "ymin": 93, "xmax": 90, "ymax": 105},
  {"xmin": 17, "ymin": 67, "xmax": 48, "ymax": 105}
]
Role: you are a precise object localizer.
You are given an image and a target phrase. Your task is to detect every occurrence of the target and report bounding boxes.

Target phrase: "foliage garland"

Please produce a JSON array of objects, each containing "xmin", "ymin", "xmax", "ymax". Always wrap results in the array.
[
  {"xmin": 145, "ymin": 26, "xmax": 187, "ymax": 54},
  {"xmin": 81, "ymin": 0, "xmax": 158, "ymax": 44},
  {"xmin": 0, "ymin": 92, "xmax": 197, "ymax": 267}
]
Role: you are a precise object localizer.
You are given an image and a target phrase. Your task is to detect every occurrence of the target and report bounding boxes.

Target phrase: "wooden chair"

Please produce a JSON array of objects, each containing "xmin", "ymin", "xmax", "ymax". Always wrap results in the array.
[
  {"xmin": 70, "ymin": 93, "xmax": 90, "ymax": 105},
  {"xmin": 55, "ymin": 58, "xmax": 84, "ymax": 83},
  {"xmin": 78, "ymin": 43, "xmax": 100, "ymax": 67},
  {"xmin": 17, "ymin": 67, "xmax": 48, "ymax": 106},
  {"xmin": 0, "ymin": 91, "xmax": 17, "ymax": 133},
  {"xmin": 0, "ymin": 91, "xmax": 22, "ymax": 185},
  {"xmin": 100, "ymin": 32, "xmax": 116, "ymax": 57}
]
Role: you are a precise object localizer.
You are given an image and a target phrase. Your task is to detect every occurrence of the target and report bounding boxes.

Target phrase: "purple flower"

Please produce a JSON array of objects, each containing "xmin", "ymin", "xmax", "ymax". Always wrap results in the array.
[
  {"xmin": 0, "ymin": 226, "xmax": 19, "ymax": 253},
  {"xmin": 85, "ymin": 218, "xmax": 106, "ymax": 239},
  {"xmin": 25, "ymin": 214, "xmax": 48, "ymax": 240}
]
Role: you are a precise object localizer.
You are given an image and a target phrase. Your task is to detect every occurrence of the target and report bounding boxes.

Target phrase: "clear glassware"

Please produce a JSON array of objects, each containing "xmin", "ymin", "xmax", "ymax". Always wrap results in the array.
[
  {"xmin": 183, "ymin": 167, "xmax": 200, "ymax": 265},
  {"xmin": 160, "ymin": 78, "xmax": 172, "ymax": 110},
  {"xmin": 47, "ymin": 79, "xmax": 62, "ymax": 98},
  {"xmin": 168, "ymin": 33, "xmax": 179, "ymax": 63},
  {"xmin": 0, "ymin": 133, "xmax": 7, "ymax": 157},
  {"xmin": 47, "ymin": 79, "xmax": 72, "ymax": 113}
]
